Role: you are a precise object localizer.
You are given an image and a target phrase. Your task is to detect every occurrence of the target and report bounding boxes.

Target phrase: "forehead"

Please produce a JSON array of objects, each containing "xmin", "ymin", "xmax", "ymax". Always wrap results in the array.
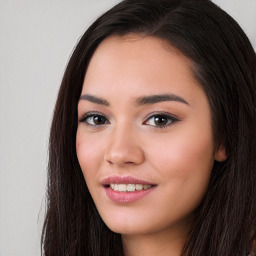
[
  {"xmin": 86, "ymin": 34, "xmax": 192, "ymax": 77},
  {"xmin": 81, "ymin": 34, "xmax": 203, "ymax": 106}
]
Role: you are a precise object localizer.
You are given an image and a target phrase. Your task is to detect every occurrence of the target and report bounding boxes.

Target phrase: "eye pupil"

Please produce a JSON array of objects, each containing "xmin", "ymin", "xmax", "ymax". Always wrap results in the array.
[
  {"xmin": 154, "ymin": 115, "xmax": 168, "ymax": 125},
  {"xmin": 93, "ymin": 116, "xmax": 106, "ymax": 125}
]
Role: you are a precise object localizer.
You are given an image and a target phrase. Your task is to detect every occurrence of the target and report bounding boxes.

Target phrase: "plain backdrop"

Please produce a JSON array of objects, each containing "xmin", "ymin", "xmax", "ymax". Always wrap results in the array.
[{"xmin": 0, "ymin": 1, "xmax": 255, "ymax": 255}]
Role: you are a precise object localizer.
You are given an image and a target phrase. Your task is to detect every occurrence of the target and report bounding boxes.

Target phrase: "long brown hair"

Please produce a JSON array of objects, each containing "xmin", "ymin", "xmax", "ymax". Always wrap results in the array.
[{"xmin": 41, "ymin": 0, "xmax": 256, "ymax": 255}]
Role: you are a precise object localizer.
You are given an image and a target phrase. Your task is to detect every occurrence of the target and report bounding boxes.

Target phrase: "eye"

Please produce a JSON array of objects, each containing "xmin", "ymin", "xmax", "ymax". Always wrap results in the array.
[
  {"xmin": 80, "ymin": 113, "xmax": 109, "ymax": 126},
  {"xmin": 144, "ymin": 114, "xmax": 178, "ymax": 128}
]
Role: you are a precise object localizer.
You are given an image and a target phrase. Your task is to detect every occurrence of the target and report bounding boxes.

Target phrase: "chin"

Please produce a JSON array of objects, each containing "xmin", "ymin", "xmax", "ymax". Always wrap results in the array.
[
  {"xmin": 98, "ymin": 208, "xmax": 156, "ymax": 235},
  {"xmin": 98, "ymin": 207, "xmax": 192, "ymax": 237}
]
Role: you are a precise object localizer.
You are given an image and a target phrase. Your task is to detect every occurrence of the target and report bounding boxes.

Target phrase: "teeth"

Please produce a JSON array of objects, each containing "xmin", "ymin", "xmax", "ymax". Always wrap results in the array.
[
  {"xmin": 110, "ymin": 183, "xmax": 152, "ymax": 192},
  {"xmin": 118, "ymin": 184, "xmax": 126, "ymax": 192},
  {"xmin": 135, "ymin": 184, "xmax": 143, "ymax": 191},
  {"xmin": 143, "ymin": 185, "xmax": 152, "ymax": 190},
  {"xmin": 127, "ymin": 184, "xmax": 135, "ymax": 192}
]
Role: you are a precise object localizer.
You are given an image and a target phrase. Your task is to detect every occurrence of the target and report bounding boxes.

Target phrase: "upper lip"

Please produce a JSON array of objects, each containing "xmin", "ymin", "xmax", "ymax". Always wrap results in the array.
[{"xmin": 101, "ymin": 176, "xmax": 156, "ymax": 186}]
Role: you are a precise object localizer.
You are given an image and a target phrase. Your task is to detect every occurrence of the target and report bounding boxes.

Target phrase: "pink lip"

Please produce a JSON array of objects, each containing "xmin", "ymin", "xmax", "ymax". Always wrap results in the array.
[{"xmin": 101, "ymin": 176, "xmax": 156, "ymax": 204}]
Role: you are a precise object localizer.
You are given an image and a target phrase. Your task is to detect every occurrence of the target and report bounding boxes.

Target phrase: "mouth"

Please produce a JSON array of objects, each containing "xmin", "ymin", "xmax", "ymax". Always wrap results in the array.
[
  {"xmin": 101, "ymin": 176, "xmax": 157, "ymax": 203},
  {"xmin": 109, "ymin": 183, "xmax": 153, "ymax": 192}
]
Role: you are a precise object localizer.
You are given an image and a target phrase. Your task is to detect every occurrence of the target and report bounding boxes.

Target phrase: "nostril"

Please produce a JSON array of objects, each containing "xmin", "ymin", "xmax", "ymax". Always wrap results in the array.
[
  {"xmin": 104, "ymin": 144, "xmax": 145, "ymax": 166},
  {"xmin": 125, "ymin": 161, "xmax": 136, "ymax": 164},
  {"xmin": 106, "ymin": 159, "xmax": 114, "ymax": 165}
]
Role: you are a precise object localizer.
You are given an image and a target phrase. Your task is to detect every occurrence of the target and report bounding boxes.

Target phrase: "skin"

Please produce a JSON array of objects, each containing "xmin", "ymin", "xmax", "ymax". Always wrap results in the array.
[{"xmin": 76, "ymin": 35, "xmax": 226, "ymax": 256}]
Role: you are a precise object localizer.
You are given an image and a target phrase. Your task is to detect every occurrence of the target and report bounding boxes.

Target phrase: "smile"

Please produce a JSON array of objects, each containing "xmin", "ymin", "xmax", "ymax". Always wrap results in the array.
[
  {"xmin": 110, "ymin": 183, "xmax": 153, "ymax": 192},
  {"xmin": 102, "ymin": 176, "xmax": 156, "ymax": 203}
]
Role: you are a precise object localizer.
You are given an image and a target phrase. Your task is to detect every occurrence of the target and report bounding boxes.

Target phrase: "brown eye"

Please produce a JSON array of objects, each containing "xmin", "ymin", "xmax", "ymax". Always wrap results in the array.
[
  {"xmin": 154, "ymin": 115, "xmax": 169, "ymax": 126},
  {"xmin": 144, "ymin": 114, "xmax": 178, "ymax": 128},
  {"xmin": 92, "ymin": 115, "xmax": 107, "ymax": 125},
  {"xmin": 80, "ymin": 114, "xmax": 109, "ymax": 126}
]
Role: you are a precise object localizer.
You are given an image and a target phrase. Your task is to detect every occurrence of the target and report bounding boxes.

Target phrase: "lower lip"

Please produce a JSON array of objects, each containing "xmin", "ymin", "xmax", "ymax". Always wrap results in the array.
[{"xmin": 104, "ymin": 186, "xmax": 156, "ymax": 203}]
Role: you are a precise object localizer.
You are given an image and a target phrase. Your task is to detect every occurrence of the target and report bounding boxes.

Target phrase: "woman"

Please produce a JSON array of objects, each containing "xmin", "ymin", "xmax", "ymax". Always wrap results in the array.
[{"xmin": 41, "ymin": 0, "xmax": 256, "ymax": 255}]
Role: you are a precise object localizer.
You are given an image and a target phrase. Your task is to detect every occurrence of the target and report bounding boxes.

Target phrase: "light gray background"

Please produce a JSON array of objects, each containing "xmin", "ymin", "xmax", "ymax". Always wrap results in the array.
[{"xmin": 0, "ymin": 1, "xmax": 255, "ymax": 256}]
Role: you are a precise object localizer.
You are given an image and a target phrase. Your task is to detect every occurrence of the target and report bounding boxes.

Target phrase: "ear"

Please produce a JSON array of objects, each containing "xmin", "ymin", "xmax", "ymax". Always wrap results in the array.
[{"xmin": 214, "ymin": 144, "xmax": 227, "ymax": 162}]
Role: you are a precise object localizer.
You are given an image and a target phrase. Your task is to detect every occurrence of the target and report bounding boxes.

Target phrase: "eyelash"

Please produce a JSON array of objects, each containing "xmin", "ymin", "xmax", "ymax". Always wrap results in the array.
[{"xmin": 79, "ymin": 112, "xmax": 179, "ymax": 129}]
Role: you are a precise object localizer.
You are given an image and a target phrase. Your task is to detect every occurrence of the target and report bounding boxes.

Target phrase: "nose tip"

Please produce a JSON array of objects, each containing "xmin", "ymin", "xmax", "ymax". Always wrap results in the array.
[
  {"xmin": 104, "ymin": 134, "xmax": 145, "ymax": 167},
  {"xmin": 105, "ymin": 150, "xmax": 144, "ymax": 166}
]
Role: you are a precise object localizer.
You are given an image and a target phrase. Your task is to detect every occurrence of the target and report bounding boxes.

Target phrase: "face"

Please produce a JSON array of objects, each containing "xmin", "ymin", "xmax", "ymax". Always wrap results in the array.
[{"xmin": 76, "ymin": 35, "xmax": 225, "ymax": 237}]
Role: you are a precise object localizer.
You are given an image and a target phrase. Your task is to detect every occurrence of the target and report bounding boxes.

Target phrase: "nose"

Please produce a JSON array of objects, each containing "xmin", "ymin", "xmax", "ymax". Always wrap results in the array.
[{"xmin": 104, "ymin": 125, "xmax": 145, "ymax": 167}]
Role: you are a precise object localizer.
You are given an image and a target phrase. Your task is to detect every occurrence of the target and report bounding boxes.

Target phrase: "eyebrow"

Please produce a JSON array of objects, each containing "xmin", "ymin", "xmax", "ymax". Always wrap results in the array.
[
  {"xmin": 135, "ymin": 94, "xmax": 190, "ymax": 107},
  {"xmin": 79, "ymin": 94, "xmax": 110, "ymax": 106},
  {"xmin": 79, "ymin": 93, "xmax": 190, "ymax": 107}
]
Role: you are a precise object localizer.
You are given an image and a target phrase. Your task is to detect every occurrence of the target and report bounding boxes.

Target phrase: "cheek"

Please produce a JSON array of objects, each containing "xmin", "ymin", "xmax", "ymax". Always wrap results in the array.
[
  {"xmin": 168, "ymin": 135, "xmax": 214, "ymax": 172},
  {"xmin": 149, "ymin": 128, "xmax": 214, "ymax": 172},
  {"xmin": 76, "ymin": 130, "xmax": 104, "ymax": 181},
  {"xmin": 146, "ymin": 126, "xmax": 214, "ymax": 207}
]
